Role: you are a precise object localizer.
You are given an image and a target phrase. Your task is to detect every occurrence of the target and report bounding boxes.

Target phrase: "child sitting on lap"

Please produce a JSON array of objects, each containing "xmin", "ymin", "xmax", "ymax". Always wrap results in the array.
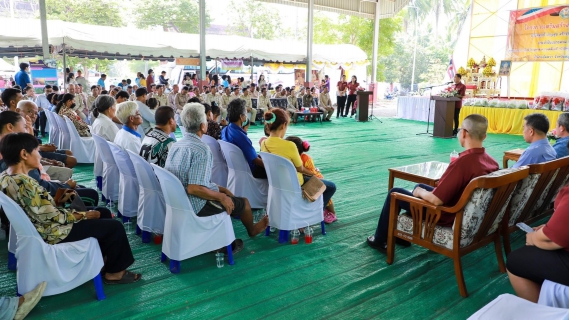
[{"xmin": 286, "ymin": 136, "xmax": 337, "ymax": 223}]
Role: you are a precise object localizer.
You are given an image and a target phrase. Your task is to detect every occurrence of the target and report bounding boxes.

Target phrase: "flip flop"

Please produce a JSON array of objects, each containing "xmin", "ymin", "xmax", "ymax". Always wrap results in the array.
[
  {"xmin": 103, "ymin": 270, "xmax": 142, "ymax": 285},
  {"xmin": 217, "ymin": 239, "xmax": 244, "ymax": 256}
]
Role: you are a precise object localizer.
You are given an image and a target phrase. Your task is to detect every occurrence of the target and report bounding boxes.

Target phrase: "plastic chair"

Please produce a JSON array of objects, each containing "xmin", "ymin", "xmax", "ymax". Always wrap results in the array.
[
  {"xmin": 202, "ymin": 134, "xmax": 228, "ymax": 188},
  {"xmin": 44, "ymin": 111, "xmax": 60, "ymax": 147},
  {"xmin": 63, "ymin": 116, "xmax": 95, "ymax": 163},
  {"xmin": 538, "ymin": 280, "xmax": 569, "ymax": 308},
  {"xmin": 259, "ymin": 152, "xmax": 325, "ymax": 243},
  {"xmin": 151, "ymin": 164, "xmax": 235, "ymax": 273},
  {"xmin": 0, "ymin": 193, "xmax": 105, "ymax": 300},
  {"xmin": 218, "ymin": 140, "xmax": 268, "ymax": 209},
  {"xmin": 468, "ymin": 294, "xmax": 569, "ymax": 319},
  {"xmin": 7, "ymin": 225, "xmax": 16, "ymax": 270},
  {"xmin": 92, "ymin": 134, "xmax": 120, "ymax": 204},
  {"xmin": 53, "ymin": 113, "xmax": 70, "ymax": 150},
  {"xmin": 107, "ymin": 142, "xmax": 139, "ymax": 218},
  {"xmin": 126, "ymin": 150, "xmax": 166, "ymax": 243}
]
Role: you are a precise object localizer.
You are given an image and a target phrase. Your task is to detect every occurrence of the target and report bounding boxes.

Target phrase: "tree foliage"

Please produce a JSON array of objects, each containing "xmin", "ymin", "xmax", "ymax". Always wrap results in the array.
[
  {"xmin": 228, "ymin": 0, "xmax": 284, "ymax": 40},
  {"xmin": 133, "ymin": 0, "xmax": 210, "ymax": 33},
  {"xmin": 44, "ymin": 0, "xmax": 124, "ymax": 27},
  {"xmin": 313, "ymin": 13, "xmax": 401, "ymax": 82}
]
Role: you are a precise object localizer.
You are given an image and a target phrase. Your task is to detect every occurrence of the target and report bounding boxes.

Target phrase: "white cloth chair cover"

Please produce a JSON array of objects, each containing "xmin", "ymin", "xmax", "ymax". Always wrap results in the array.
[
  {"xmin": 0, "ymin": 193, "xmax": 104, "ymax": 296},
  {"xmin": 468, "ymin": 294, "xmax": 569, "ymax": 320},
  {"xmin": 126, "ymin": 150, "xmax": 166, "ymax": 234},
  {"xmin": 202, "ymin": 134, "xmax": 228, "ymax": 188},
  {"xmin": 539, "ymin": 280, "xmax": 569, "ymax": 309},
  {"xmin": 218, "ymin": 140, "xmax": 268, "ymax": 209},
  {"xmin": 63, "ymin": 116, "xmax": 95, "ymax": 163},
  {"xmin": 107, "ymin": 142, "xmax": 139, "ymax": 218},
  {"xmin": 259, "ymin": 152, "xmax": 323, "ymax": 230},
  {"xmin": 54, "ymin": 113, "xmax": 70, "ymax": 150},
  {"xmin": 92, "ymin": 134, "xmax": 120, "ymax": 202},
  {"xmin": 151, "ymin": 164, "xmax": 235, "ymax": 261},
  {"xmin": 44, "ymin": 111, "xmax": 60, "ymax": 147}
]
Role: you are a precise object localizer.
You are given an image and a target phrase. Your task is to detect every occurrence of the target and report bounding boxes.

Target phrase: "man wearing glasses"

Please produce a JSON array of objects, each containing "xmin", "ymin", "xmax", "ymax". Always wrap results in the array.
[{"xmin": 366, "ymin": 114, "xmax": 499, "ymax": 254}]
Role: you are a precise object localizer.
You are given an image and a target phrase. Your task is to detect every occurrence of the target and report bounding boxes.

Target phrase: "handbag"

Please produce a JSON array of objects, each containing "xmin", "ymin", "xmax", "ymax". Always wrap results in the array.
[
  {"xmin": 54, "ymin": 188, "xmax": 87, "ymax": 211},
  {"xmin": 263, "ymin": 141, "xmax": 326, "ymax": 202}
]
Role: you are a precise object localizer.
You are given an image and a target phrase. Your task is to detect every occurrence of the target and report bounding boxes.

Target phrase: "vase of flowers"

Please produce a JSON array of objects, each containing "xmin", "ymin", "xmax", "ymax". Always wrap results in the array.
[{"xmin": 439, "ymin": 87, "xmax": 459, "ymax": 98}]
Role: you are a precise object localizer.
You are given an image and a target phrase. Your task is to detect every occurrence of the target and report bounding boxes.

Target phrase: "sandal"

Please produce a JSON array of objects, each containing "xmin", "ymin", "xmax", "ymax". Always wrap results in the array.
[{"xmin": 103, "ymin": 270, "xmax": 142, "ymax": 285}]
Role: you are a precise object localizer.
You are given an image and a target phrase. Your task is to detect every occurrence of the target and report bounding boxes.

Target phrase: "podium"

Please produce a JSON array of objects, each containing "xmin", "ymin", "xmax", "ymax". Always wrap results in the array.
[
  {"xmin": 356, "ymin": 91, "xmax": 372, "ymax": 122},
  {"xmin": 431, "ymin": 96, "xmax": 461, "ymax": 138}
]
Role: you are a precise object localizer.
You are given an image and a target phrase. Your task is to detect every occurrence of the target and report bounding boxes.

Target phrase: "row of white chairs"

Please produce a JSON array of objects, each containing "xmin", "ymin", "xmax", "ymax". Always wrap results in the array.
[{"xmin": 44, "ymin": 110, "xmax": 95, "ymax": 163}]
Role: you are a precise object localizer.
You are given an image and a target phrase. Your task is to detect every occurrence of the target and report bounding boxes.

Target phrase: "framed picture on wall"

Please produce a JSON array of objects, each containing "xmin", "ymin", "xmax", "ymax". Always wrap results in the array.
[{"xmin": 499, "ymin": 60, "xmax": 512, "ymax": 76}]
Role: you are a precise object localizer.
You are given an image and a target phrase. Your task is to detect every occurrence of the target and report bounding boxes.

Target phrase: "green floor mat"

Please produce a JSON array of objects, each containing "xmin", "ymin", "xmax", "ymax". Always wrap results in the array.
[{"xmin": 1, "ymin": 117, "xmax": 533, "ymax": 319}]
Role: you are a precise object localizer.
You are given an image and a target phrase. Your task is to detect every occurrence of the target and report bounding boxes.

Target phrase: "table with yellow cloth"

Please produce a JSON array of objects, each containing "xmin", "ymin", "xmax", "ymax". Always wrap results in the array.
[{"xmin": 459, "ymin": 106, "xmax": 563, "ymax": 135}]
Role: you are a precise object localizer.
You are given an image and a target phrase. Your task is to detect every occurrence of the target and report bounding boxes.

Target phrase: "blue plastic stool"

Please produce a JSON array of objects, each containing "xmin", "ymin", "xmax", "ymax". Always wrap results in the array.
[
  {"xmin": 321, "ymin": 221, "xmax": 326, "ymax": 235},
  {"xmin": 141, "ymin": 231, "xmax": 151, "ymax": 243},
  {"xmin": 93, "ymin": 273, "xmax": 106, "ymax": 301},
  {"xmin": 7, "ymin": 252, "xmax": 16, "ymax": 271},
  {"xmin": 96, "ymin": 176, "xmax": 102, "ymax": 191}
]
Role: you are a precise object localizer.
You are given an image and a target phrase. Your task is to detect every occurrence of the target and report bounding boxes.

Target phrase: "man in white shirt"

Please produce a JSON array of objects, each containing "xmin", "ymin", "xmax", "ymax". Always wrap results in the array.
[
  {"xmin": 206, "ymin": 86, "xmax": 225, "ymax": 120},
  {"xmin": 34, "ymin": 84, "xmax": 53, "ymax": 137},
  {"xmin": 87, "ymin": 85, "xmax": 99, "ymax": 117},
  {"xmin": 68, "ymin": 84, "xmax": 87, "ymax": 122},
  {"xmin": 257, "ymin": 87, "xmax": 273, "ymax": 115},
  {"xmin": 129, "ymin": 85, "xmax": 137, "ymax": 101},
  {"xmin": 168, "ymin": 84, "xmax": 179, "ymax": 109},
  {"xmin": 250, "ymin": 84, "xmax": 259, "ymax": 98},
  {"xmin": 318, "ymin": 86, "xmax": 334, "ymax": 121},
  {"xmin": 241, "ymin": 88, "xmax": 257, "ymax": 126},
  {"xmin": 286, "ymin": 88, "xmax": 299, "ymax": 120},
  {"xmin": 134, "ymin": 87, "xmax": 155, "ymax": 134},
  {"xmin": 221, "ymin": 87, "xmax": 231, "ymax": 109},
  {"xmin": 75, "ymin": 70, "xmax": 89, "ymax": 93},
  {"xmin": 230, "ymin": 87, "xmax": 241, "ymax": 102},
  {"xmin": 153, "ymin": 84, "xmax": 168, "ymax": 107},
  {"xmin": 114, "ymin": 101, "xmax": 143, "ymax": 154}
]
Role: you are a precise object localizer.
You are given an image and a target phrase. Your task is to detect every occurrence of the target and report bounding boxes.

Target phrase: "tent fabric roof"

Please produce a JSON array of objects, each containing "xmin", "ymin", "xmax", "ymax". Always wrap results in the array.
[
  {"xmin": 0, "ymin": 19, "xmax": 368, "ymax": 64},
  {"xmin": 257, "ymin": 0, "xmax": 410, "ymax": 19}
]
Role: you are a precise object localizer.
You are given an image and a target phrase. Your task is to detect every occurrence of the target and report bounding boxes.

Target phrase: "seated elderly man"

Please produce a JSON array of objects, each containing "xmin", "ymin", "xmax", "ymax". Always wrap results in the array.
[
  {"xmin": 367, "ymin": 114, "xmax": 499, "ymax": 253},
  {"xmin": 221, "ymin": 99, "xmax": 267, "ymax": 179},
  {"xmin": 17, "ymin": 100, "xmax": 77, "ymax": 174},
  {"xmin": 552, "ymin": 113, "xmax": 569, "ymax": 159},
  {"xmin": 114, "ymin": 101, "xmax": 143, "ymax": 154},
  {"xmin": 164, "ymin": 103, "xmax": 269, "ymax": 246},
  {"xmin": 513, "ymin": 113, "xmax": 556, "ymax": 168}
]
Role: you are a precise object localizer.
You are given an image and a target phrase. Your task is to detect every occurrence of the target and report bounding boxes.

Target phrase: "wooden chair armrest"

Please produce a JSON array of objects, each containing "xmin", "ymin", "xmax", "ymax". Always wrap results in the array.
[{"xmin": 390, "ymin": 192, "xmax": 443, "ymax": 242}]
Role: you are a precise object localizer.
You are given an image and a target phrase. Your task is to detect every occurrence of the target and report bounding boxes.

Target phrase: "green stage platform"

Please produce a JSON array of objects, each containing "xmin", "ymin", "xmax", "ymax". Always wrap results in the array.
[{"xmin": 0, "ymin": 117, "xmax": 532, "ymax": 319}]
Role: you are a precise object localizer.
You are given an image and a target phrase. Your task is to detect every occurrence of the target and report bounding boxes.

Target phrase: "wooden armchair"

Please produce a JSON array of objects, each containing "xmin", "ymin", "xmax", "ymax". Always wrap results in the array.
[
  {"xmin": 502, "ymin": 156, "xmax": 569, "ymax": 254},
  {"xmin": 386, "ymin": 167, "xmax": 529, "ymax": 297}
]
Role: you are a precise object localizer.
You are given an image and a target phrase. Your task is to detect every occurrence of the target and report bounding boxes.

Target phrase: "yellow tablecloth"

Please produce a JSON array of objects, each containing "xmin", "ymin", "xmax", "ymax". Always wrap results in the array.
[{"xmin": 459, "ymin": 107, "xmax": 562, "ymax": 135}]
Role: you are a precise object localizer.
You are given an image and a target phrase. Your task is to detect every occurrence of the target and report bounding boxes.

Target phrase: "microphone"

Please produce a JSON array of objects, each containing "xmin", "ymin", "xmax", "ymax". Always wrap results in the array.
[{"xmin": 446, "ymin": 81, "xmax": 453, "ymax": 84}]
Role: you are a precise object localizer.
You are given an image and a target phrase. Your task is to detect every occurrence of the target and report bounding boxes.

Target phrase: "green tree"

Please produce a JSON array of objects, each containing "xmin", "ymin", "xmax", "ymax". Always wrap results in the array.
[
  {"xmin": 133, "ymin": 0, "xmax": 210, "ymax": 33},
  {"xmin": 228, "ymin": 0, "xmax": 284, "ymax": 40},
  {"xmin": 313, "ymin": 13, "xmax": 401, "ymax": 82},
  {"xmin": 44, "ymin": 0, "xmax": 124, "ymax": 27}
]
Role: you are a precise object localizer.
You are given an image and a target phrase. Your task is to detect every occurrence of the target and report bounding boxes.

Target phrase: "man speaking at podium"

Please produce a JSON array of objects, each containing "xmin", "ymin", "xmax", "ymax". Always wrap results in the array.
[{"xmin": 452, "ymin": 74, "xmax": 466, "ymax": 136}]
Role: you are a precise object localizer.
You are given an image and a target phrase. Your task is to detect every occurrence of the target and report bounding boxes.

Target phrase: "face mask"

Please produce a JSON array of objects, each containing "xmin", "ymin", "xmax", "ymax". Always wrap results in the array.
[{"xmin": 70, "ymin": 103, "xmax": 76, "ymax": 109}]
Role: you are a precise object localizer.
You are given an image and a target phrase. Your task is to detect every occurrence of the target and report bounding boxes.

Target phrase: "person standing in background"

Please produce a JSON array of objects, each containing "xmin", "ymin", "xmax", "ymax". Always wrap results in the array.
[
  {"xmin": 15, "ymin": 63, "xmax": 32, "ymax": 89},
  {"xmin": 97, "ymin": 74, "xmax": 107, "ymax": 90},
  {"xmin": 336, "ymin": 75, "xmax": 347, "ymax": 119},
  {"xmin": 451, "ymin": 74, "xmax": 466, "ymax": 136},
  {"xmin": 146, "ymin": 69, "xmax": 155, "ymax": 92},
  {"xmin": 344, "ymin": 75, "xmax": 359, "ymax": 117},
  {"xmin": 75, "ymin": 70, "xmax": 89, "ymax": 93}
]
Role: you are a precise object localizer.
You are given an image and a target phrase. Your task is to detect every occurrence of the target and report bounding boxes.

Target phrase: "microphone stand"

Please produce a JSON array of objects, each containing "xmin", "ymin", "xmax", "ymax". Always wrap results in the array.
[{"xmin": 416, "ymin": 82, "xmax": 453, "ymax": 136}]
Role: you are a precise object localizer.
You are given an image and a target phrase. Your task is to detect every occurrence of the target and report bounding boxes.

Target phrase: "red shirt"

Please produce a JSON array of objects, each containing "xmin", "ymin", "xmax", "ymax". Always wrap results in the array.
[
  {"xmin": 453, "ymin": 82, "xmax": 466, "ymax": 109},
  {"xmin": 432, "ymin": 148, "xmax": 499, "ymax": 227},
  {"xmin": 347, "ymin": 82, "xmax": 359, "ymax": 95},
  {"xmin": 543, "ymin": 185, "xmax": 569, "ymax": 251},
  {"xmin": 146, "ymin": 75, "xmax": 154, "ymax": 91},
  {"xmin": 337, "ymin": 81, "xmax": 347, "ymax": 93}
]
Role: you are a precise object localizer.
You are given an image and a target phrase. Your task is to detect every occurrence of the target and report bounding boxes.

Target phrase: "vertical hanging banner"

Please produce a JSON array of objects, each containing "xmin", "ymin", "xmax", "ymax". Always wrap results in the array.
[{"xmin": 506, "ymin": 5, "xmax": 569, "ymax": 61}]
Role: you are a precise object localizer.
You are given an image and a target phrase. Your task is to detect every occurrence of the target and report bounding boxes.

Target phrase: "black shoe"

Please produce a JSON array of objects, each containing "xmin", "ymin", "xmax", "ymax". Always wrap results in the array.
[
  {"xmin": 366, "ymin": 236, "xmax": 387, "ymax": 254},
  {"xmin": 336, "ymin": 115, "xmax": 339, "ymax": 119},
  {"xmin": 342, "ymin": 115, "xmax": 347, "ymax": 118},
  {"xmin": 395, "ymin": 238, "xmax": 411, "ymax": 247}
]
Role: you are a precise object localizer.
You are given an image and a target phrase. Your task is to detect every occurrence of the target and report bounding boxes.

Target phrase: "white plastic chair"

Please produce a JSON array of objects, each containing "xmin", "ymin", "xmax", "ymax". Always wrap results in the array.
[
  {"xmin": 126, "ymin": 150, "xmax": 166, "ymax": 243},
  {"xmin": 92, "ymin": 134, "xmax": 119, "ymax": 204},
  {"xmin": 107, "ymin": 141, "xmax": 139, "ymax": 219},
  {"xmin": 218, "ymin": 140, "xmax": 268, "ymax": 209},
  {"xmin": 151, "ymin": 164, "xmax": 235, "ymax": 273},
  {"xmin": 54, "ymin": 113, "xmax": 70, "ymax": 150},
  {"xmin": 63, "ymin": 116, "xmax": 95, "ymax": 163},
  {"xmin": 0, "ymin": 193, "xmax": 105, "ymax": 300},
  {"xmin": 468, "ymin": 294, "xmax": 569, "ymax": 319},
  {"xmin": 259, "ymin": 152, "xmax": 325, "ymax": 243},
  {"xmin": 7, "ymin": 225, "xmax": 16, "ymax": 270},
  {"xmin": 44, "ymin": 111, "xmax": 60, "ymax": 147},
  {"xmin": 202, "ymin": 134, "xmax": 228, "ymax": 188},
  {"xmin": 539, "ymin": 280, "xmax": 569, "ymax": 309}
]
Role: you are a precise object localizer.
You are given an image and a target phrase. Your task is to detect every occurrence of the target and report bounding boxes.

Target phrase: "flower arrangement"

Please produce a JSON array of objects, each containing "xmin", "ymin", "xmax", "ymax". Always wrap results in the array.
[
  {"xmin": 467, "ymin": 58, "xmax": 476, "ymax": 68},
  {"xmin": 551, "ymin": 96, "xmax": 565, "ymax": 111},
  {"xmin": 482, "ymin": 66, "xmax": 494, "ymax": 76},
  {"xmin": 439, "ymin": 87, "xmax": 458, "ymax": 98},
  {"xmin": 487, "ymin": 57, "xmax": 496, "ymax": 67},
  {"xmin": 457, "ymin": 66, "xmax": 467, "ymax": 76},
  {"xmin": 547, "ymin": 129, "xmax": 558, "ymax": 141},
  {"xmin": 488, "ymin": 99, "xmax": 499, "ymax": 108}
]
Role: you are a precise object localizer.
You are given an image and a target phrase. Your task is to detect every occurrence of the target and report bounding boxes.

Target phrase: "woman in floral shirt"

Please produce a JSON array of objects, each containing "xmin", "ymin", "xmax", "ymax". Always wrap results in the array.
[
  {"xmin": 0, "ymin": 133, "xmax": 140, "ymax": 284},
  {"xmin": 56, "ymin": 93, "xmax": 91, "ymax": 137}
]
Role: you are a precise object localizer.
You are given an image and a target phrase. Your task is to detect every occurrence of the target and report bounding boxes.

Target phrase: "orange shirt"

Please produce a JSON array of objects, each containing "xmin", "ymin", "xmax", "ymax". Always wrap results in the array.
[{"xmin": 301, "ymin": 154, "xmax": 323, "ymax": 179}]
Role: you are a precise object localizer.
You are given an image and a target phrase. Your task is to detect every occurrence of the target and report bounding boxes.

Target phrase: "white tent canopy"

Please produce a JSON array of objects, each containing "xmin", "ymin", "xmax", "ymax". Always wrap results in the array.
[
  {"xmin": 0, "ymin": 58, "xmax": 16, "ymax": 72},
  {"xmin": 0, "ymin": 19, "xmax": 368, "ymax": 64}
]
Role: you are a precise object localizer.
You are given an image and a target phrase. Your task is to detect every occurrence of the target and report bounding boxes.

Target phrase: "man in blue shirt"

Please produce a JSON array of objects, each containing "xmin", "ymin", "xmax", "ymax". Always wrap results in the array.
[
  {"xmin": 513, "ymin": 113, "xmax": 557, "ymax": 168},
  {"xmin": 553, "ymin": 113, "xmax": 569, "ymax": 159},
  {"xmin": 221, "ymin": 99, "xmax": 267, "ymax": 179},
  {"xmin": 97, "ymin": 74, "xmax": 107, "ymax": 90},
  {"xmin": 15, "ymin": 63, "xmax": 32, "ymax": 89}
]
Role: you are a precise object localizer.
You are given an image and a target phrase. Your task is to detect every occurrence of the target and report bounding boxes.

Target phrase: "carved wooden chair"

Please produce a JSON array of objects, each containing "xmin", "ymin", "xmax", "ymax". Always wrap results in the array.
[
  {"xmin": 502, "ymin": 157, "xmax": 569, "ymax": 254},
  {"xmin": 386, "ymin": 167, "xmax": 529, "ymax": 297}
]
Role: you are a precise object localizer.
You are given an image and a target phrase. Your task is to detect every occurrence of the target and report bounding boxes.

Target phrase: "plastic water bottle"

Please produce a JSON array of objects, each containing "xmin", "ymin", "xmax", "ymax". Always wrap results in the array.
[
  {"xmin": 450, "ymin": 150, "xmax": 459, "ymax": 162},
  {"xmin": 215, "ymin": 253, "xmax": 224, "ymax": 268}
]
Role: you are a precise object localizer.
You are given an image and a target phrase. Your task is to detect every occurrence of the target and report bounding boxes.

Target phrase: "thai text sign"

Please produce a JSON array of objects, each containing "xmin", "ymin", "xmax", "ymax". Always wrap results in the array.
[{"xmin": 507, "ymin": 6, "xmax": 569, "ymax": 61}]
